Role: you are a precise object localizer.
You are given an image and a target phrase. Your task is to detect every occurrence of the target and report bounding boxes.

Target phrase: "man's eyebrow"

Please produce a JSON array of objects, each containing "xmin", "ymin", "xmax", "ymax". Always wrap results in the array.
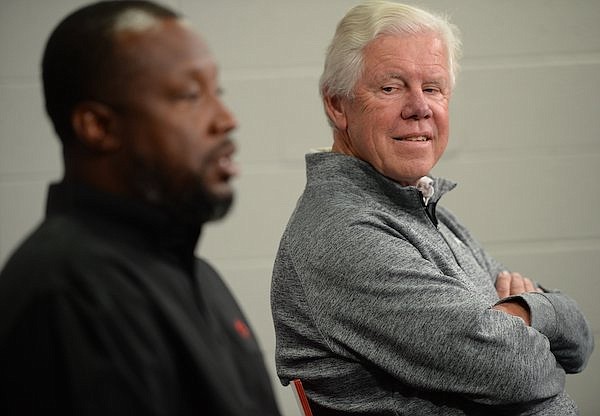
[
  {"xmin": 388, "ymin": 73, "xmax": 404, "ymax": 80},
  {"xmin": 424, "ymin": 78, "xmax": 450, "ymax": 89},
  {"xmin": 378, "ymin": 72, "xmax": 449, "ymax": 86},
  {"xmin": 376, "ymin": 73, "xmax": 405, "ymax": 83}
]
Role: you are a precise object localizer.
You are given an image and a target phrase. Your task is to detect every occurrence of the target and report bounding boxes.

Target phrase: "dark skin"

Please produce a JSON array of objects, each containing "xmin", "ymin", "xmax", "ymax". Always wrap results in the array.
[{"xmin": 66, "ymin": 18, "xmax": 238, "ymax": 221}]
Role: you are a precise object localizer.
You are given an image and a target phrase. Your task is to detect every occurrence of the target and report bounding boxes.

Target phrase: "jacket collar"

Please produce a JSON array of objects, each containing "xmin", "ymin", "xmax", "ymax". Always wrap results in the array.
[
  {"xmin": 46, "ymin": 181, "xmax": 201, "ymax": 271},
  {"xmin": 305, "ymin": 151, "xmax": 456, "ymax": 225}
]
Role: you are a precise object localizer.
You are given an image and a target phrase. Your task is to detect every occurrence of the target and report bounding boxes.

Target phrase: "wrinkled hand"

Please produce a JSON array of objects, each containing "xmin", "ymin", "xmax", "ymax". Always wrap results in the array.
[
  {"xmin": 493, "ymin": 271, "xmax": 543, "ymax": 326},
  {"xmin": 495, "ymin": 271, "xmax": 543, "ymax": 298}
]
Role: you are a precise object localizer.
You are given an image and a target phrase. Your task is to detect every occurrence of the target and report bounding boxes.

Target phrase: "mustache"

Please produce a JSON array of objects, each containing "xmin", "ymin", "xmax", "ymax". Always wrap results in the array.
[{"xmin": 201, "ymin": 137, "xmax": 236, "ymax": 166}]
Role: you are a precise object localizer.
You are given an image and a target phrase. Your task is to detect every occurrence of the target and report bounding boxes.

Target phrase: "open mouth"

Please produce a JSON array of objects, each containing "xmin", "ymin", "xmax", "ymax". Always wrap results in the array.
[
  {"xmin": 207, "ymin": 139, "xmax": 239, "ymax": 180},
  {"xmin": 217, "ymin": 154, "xmax": 239, "ymax": 178}
]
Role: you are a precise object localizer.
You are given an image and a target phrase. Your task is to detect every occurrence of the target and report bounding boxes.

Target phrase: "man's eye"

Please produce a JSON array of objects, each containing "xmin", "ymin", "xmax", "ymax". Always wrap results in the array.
[
  {"xmin": 423, "ymin": 87, "xmax": 441, "ymax": 94},
  {"xmin": 182, "ymin": 91, "xmax": 200, "ymax": 100},
  {"xmin": 173, "ymin": 88, "xmax": 202, "ymax": 101},
  {"xmin": 381, "ymin": 86, "xmax": 395, "ymax": 93}
]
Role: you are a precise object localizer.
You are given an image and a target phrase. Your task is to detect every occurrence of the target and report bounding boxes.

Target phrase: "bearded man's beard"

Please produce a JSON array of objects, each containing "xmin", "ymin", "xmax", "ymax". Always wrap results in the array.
[
  {"xmin": 129, "ymin": 158, "xmax": 234, "ymax": 226},
  {"xmin": 170, "ymin": 182, "xmax": 234, "ymax": 225}
]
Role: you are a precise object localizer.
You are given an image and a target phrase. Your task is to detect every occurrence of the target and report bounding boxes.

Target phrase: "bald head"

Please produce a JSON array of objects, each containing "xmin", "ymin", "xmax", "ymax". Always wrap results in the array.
[{"xmin": 42, "ymin": 1, "xmax": 180, "ymax": 144}]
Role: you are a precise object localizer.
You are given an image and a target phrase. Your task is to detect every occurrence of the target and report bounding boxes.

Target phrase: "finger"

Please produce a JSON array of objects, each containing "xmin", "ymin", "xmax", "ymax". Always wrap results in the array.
[
  {"xmin": 495, "ymin": 271, "xmax": 511, "ymax": 298},
  {"xmin": 523, "ymin": 277, "xmax": 536, "ymax": 293},
  {"xmin": 510, "ymin": 272, "xmax": 525, "ymax": 295}
]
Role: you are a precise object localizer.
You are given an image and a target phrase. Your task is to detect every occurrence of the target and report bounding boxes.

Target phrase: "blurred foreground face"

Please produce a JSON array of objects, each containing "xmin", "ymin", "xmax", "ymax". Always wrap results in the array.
[
  {"xmin": 333, "ymin": 33, "xmax": 451, "ymax": 186},
  {"xmin": 112, "ymin": 19, "xmax": 238, "ymax": 222}
]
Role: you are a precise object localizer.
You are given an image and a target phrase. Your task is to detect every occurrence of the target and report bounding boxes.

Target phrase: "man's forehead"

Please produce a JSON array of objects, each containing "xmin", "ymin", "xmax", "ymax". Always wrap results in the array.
[
  {"xmin": 364, "ymin": 35, "xmax": 449, "ymax": 73},
  {"xmin": 114, "ymin": 18, "xmax": 210, "ymax": 58},
  {"xmin": 111, "ymin": 11, "xmax": 198, "ymax": 42},
  {"xmin": 367, "ymin": 59, "xmax": 450, "ymax": 79}
]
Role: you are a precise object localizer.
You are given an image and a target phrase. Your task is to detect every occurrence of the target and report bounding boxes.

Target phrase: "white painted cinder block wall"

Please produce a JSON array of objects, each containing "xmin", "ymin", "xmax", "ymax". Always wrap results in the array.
[{"xmin": 1, "ymin": 1, "xmax": 598, "ymax": 414}]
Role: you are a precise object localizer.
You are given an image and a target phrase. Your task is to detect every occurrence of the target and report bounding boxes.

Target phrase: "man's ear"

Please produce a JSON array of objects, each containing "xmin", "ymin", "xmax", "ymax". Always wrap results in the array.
[
  {"xmin": 71, "ymin": 101, "xmax": 121, "ymax": 152},
  {"xmin": 323, "ymin": 94, "xmax": 348, "ymax": 131}
]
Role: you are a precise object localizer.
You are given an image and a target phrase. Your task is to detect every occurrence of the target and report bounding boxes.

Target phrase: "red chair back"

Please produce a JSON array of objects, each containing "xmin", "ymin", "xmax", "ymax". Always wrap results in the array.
[{"xmin": 290, "ymin": 379, "xmax": 314, "ymax": 416}]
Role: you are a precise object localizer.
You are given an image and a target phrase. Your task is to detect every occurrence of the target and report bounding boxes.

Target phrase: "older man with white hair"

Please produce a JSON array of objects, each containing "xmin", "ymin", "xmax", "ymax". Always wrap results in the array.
[{"xmin": 271, "ymin": 1, "xmax": 593, "ymax": 415}]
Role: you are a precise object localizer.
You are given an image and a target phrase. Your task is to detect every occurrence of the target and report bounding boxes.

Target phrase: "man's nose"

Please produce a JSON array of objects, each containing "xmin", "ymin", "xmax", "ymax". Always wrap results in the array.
[
  {"xmin": 400, "ymin": 90, "xmax": 433, "ymax": 120},
  {"xmin": 212, "ymin": 98, "xmax": 238, "ymax": 135}
]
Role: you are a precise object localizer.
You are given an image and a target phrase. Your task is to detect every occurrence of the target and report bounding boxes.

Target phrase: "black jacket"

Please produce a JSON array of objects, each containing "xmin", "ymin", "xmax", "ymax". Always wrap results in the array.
[{"xmin": 0, "ymin": 182, "xmax": 280, "ymax": 415}]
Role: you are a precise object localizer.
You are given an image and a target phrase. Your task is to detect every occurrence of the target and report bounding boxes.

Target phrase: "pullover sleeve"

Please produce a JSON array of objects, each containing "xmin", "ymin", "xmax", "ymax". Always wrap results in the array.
[
  {"xmin": 284, "ymin": 208, "xmax": 580, "ymax": 408},
  {"xmin": 500, "ymin": 291, "xmax": 594, "ymax": 374},
  {"xmin": 442, "ymin": 205, "xmax": 594, "ymax": 374}
]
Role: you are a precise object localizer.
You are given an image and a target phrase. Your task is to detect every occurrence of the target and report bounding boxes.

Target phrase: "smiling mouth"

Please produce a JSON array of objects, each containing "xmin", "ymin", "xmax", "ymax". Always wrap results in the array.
[{"xmin": 392, "ymin": 135, "xmax": 430, "ymax": 142}]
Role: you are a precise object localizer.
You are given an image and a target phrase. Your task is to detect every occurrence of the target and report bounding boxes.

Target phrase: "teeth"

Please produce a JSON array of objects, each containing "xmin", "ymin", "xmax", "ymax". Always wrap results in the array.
[
  {"xmin": 218, "ymin": 155, "xmax": 240, "ymax": 176},
  {"xmin": 398, "ymin": 136, "xmax": 428, "ymax": 142},
  {"xmin": 218, "ymin": 156, "xmax": 231, "ymax": 168}
]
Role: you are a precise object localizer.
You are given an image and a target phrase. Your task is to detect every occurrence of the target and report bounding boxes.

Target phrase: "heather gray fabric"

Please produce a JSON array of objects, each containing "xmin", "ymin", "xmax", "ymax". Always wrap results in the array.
[{"xmin": 271, "ymin": 151, "xmax": 593, "ymax": 415}]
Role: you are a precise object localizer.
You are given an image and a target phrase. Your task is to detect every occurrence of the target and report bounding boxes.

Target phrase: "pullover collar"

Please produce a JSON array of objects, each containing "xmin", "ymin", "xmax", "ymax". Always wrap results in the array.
[
  {"xmin": 305, "ymin": 151, "xmax": 457, "ymax": 226},
  {"xmin": 46, "ymin": 181, "xmax": 201, "ymax": 273}
]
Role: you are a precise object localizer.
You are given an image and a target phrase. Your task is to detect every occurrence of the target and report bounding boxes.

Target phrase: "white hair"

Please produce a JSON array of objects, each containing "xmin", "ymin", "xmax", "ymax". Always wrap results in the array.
[{"xmin": 319, "ymin": 1, "xmax": 462, "ymax": 100}]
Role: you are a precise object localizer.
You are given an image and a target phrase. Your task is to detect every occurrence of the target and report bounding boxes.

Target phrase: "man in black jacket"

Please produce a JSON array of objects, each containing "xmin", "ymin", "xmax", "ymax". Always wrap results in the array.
[{"xmin": 0, "ymin": 1, "xmax": 281, "ymax": 415}]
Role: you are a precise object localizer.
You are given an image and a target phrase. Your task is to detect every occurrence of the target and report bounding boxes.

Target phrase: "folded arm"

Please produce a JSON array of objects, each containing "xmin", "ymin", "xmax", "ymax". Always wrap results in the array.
[
  {"xmin": 492, "ymin": 271, "xmax": 594, "ymax": 373},
  {"xmin": 294, "ymin": 218, "xmax": 582, "ymax": 407}
]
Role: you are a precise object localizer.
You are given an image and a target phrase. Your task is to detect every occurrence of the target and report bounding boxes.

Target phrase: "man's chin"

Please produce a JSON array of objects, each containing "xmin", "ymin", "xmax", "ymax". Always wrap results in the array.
[
  {"xmin": 203, "ymin": 193, "xmax": 234, "ymax": 223},
  {"xmin": 164, "ymin": 187, "xmax": 234, "ymax": 226}
]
